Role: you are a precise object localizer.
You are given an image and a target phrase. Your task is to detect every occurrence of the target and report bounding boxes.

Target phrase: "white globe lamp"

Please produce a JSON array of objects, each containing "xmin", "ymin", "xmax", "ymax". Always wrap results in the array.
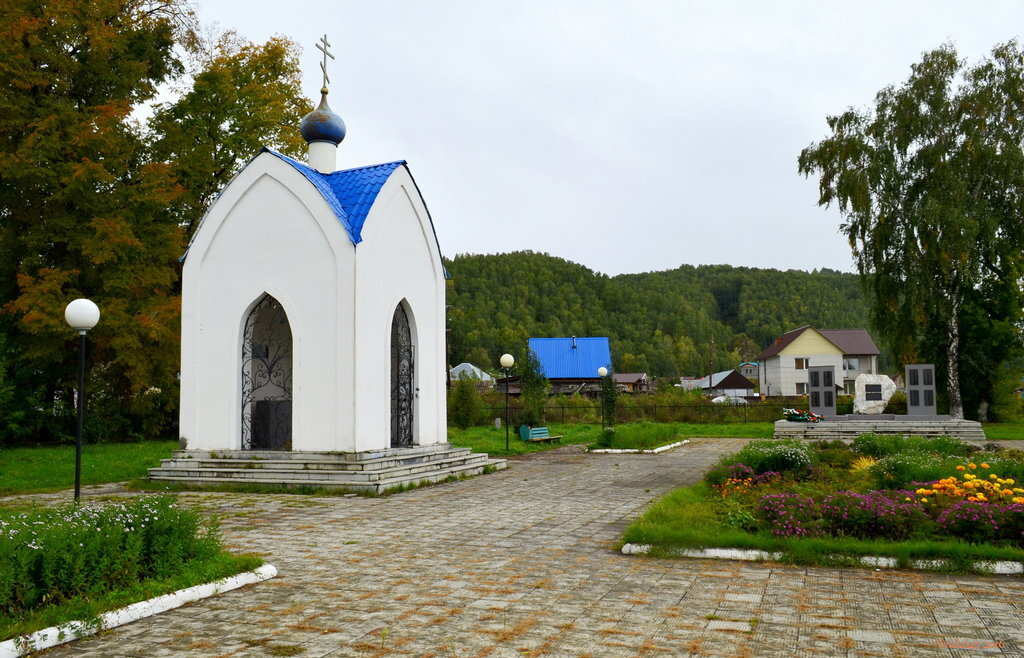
[{"xmin": 65, "ymin": 299, "xmax": 100, "ymax": 333}]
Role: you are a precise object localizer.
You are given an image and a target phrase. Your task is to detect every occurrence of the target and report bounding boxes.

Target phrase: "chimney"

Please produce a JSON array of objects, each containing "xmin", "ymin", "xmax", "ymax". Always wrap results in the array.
[{"xmin": 571, "ymin": 336, "xmax": 577, "ymax": 349}]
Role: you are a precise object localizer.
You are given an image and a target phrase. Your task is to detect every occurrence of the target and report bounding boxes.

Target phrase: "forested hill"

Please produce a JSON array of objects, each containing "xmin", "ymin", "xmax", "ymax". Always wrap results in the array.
[{"xmin": 445, "ymin": 251, "xmax": 871, "ymax": 378}]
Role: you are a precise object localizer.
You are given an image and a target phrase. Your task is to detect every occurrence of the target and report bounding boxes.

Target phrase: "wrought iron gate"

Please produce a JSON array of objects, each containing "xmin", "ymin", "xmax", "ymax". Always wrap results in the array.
[
  {"xmin": 241, "ymin": 295, "xmax": 293, "ymax": 450},
  {"xmin": 391, "ymin": 304, "xmax": 414, "ymax": 448}
]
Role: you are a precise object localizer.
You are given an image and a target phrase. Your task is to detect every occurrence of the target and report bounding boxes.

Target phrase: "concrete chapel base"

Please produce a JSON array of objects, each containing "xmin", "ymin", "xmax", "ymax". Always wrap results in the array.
[{"xmin": 148, "ymin": 444, "xmax": 506, "ymax": 495}]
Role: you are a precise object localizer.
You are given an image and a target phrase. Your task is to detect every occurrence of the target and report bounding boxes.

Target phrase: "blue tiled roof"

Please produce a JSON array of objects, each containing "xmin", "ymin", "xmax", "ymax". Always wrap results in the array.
[
  {"xmin": 265, "ymin": 149, "xmax": 405, "ymax": 245},
  {"xmin": 528, "ymin": 337, "xmax": 611, "ymax": 379}
]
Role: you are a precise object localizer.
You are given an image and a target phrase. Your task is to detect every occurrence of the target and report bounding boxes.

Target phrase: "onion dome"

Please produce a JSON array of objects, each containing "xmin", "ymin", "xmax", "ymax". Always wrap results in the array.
[{"xmin": 300, "ymin": 87, "xmax": 346, "ymax": 145}]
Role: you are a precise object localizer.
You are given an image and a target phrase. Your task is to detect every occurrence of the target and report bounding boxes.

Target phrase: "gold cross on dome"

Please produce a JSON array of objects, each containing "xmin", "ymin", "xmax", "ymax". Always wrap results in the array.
[{"xmin": 316, "ymin": 34, "xmax": 335, "ymax": 89}]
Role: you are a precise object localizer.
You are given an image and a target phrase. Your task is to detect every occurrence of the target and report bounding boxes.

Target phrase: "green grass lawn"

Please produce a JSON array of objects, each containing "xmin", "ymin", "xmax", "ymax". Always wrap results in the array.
[
  {"xmin": 448, "ymin": 424, "xmax": 602, "ymax": 456},
  {"xmin": 450, "ymin": 421, "xmax": 773, "ymax": 456},
  {"xmin": 0, "ymin": 440, "xmax": 178, "ymax": 496},
  {"xmin": 982, "ymin": 422, "xmax": 1024, "ymax": 440}
]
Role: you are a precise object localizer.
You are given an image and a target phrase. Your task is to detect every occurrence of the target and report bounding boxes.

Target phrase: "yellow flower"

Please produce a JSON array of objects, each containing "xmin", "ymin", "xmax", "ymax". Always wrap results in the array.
[
  {"xmin": 1014, "ymin": 497, "xmax": 1024, "ymax": 504},
  {"xmin": 1007, "ymin": 479, "xmax": 1015, "ymax": 485},
  {"xmin": 921, "ymin": 497, "xmax": 929, "ymax": 503},
  {"xmin": 991, "ymin": 474, "xmax": 999, "ymax": 480},
  {"xmin": 904, "ymin": 497, "xmax": 912, "ymax": 502}
]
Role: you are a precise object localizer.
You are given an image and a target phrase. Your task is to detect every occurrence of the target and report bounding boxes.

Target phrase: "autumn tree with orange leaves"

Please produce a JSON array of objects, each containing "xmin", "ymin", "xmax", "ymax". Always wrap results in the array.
[{"xmin": 0, "ymin": 0, "xmax": 310, "ymax": 443}]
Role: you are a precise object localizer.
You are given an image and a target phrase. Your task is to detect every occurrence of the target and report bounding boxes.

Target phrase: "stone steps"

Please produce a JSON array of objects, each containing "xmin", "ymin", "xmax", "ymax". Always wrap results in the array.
[
  {"xmin": 147, "ymin": 444, "xmax": 507, "ymax": 494},
  {"xmin": 160, "ymin": 446, "xmax": 478, "ymax": 473},
  {"xmin": 774, "ymin": 419, "xmax": 986, "ymax": 441}
]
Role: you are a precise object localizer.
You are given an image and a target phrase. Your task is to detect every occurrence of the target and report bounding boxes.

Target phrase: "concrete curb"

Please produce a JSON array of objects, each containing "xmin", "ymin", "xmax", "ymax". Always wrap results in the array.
[
  {"xmin": 620, "ymin": 544, "xmax": 1024, "ymax": 575},
  {"xmin": 590, "ymin": 440, "xmax": 690, "ymax": 454},
  {"xmin": 0, "ymin": 564, "xmax": 278, "ymax": 658}
]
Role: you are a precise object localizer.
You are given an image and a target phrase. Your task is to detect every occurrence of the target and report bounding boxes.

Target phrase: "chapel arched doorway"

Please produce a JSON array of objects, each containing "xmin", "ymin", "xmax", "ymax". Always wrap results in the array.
[
  {"xmin": 390, "ymin": 303, "xmax": 414, "ymax": 448},
  {"xmin": 241, "ymin": 294, "xmax": 293, "ymax": 450}
]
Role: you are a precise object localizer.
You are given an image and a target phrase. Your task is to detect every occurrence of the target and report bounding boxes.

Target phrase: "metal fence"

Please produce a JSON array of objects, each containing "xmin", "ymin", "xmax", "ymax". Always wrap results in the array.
[{"xmin": 482, "ymin": 404, "xmax": 783, "ymax": 425}]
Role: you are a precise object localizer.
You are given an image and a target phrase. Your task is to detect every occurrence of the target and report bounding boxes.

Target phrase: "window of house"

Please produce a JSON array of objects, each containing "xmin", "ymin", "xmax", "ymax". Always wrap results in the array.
[
  {"xmin": 843, "ymin": 357, "xmax": 860, "ymax": 371},
  {"xmin": 794, "ymin": 358, "xmax": 808, "ymax": 370},
  {"xmin": 844, "ymin": 380, "xmax": 855, "ymax": 395},
  {"xmin": 796, "ymin": 382, "xmax": 807, "ymax": 395}
]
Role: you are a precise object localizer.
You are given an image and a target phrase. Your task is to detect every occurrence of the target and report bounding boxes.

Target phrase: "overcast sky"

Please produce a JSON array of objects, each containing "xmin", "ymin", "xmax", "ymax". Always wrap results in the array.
[{"xmin": 197, "ymin": 1, "xmax": 1024, "ymax": 276}]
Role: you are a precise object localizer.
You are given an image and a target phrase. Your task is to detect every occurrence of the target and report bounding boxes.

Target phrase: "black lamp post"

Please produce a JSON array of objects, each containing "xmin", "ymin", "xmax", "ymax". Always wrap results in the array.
[
  {"xmin": 598, "ymin": 366, "xmax": 609, "ymax": 429},
  {"xmin": 500, "ymin": 353, "xmax": 514, "ymax": 450},
  {"xmin": 64, "ymin": 298, "xmax": 100, "ymax": 502}
]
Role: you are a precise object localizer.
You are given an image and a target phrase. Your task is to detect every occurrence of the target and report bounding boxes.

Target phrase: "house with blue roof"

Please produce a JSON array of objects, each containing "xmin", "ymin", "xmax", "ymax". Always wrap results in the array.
[
  {"xmin": 527, "ymin": 337, "xmax": 613, "ymax": 395},
  {"xmin": 179, "ymin": 76, "xmax": 447, "ymax": 455}
]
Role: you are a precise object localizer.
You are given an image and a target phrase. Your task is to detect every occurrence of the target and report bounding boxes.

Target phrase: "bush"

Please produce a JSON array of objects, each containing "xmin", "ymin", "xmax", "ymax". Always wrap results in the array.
[
  {"xmin": 449, "ymin": 378, "xmax": 484, "ymax": 429},
  {"xmin": 870, "ymin": 451, "xmax": 948, "ymax": 489},
  {"xmin": 811, "ymin": 440, "xmax": 858, "ymax": 468},
  {"xmin": 853, "ymin": 434, "xmax": 972, "ymax": 458},
  {"xmin": 936, "ymin": 500, "xmax": 1000, "ymax": 544},
  {"xmin": 0, "ymin": 495, "xmax": 220, "ymax": 617},
  {"xmin": 998, "ymin": 503, "xmax": 1024, "ymax": 545},
  {"xmin": 820, "ymin": 490, "xmax": 930, "ymax": 540},
  {"xmin": 882, "ymin": 391, "xmax": 907, "ymax": 415},
  {"xmin": 731, "ymin": 439, "xmax": 812, "ymax": 476},
  {"xmin": 756, "ymin": 493, "xmax": 820, "ymax": 537}
]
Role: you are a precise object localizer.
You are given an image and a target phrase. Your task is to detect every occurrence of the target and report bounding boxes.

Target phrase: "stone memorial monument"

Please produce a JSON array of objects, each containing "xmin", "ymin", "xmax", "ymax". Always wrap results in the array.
[
  {"xmin": 905, "ymin": 364, "xmax": 937, "ymax": 416},
  {"xmin": 807, "ymin": 365, "xmax": 837, "ymax": 418},
  {"xmin": 853, "ymin": 374, "xmax": 897, "ymax": 414}
]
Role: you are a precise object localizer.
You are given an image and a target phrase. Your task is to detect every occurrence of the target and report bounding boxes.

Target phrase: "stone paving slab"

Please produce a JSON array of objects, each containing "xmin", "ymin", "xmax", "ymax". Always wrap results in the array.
[{"xmin": 7, "ymin": 438, "xmax": 1021, "ymax": 656}]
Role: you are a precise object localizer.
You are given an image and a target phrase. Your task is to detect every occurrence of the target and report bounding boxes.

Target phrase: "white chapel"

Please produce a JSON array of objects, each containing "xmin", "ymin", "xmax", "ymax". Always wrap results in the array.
[{"xmin": 178, "ymin": 71, "xmax": 446, "ymax": 454}]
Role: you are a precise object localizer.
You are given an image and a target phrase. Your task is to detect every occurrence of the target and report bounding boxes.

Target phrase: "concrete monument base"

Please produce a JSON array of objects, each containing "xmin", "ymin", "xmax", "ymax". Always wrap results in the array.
[{"xmin": 773, "ymin": 416, "xmax": 985, "ymax": 441}]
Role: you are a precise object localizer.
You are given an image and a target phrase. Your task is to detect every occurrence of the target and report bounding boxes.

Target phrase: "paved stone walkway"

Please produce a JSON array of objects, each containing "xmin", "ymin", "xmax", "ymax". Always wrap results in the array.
[{"xmin": 22, "ymin": 439, "xmax": 1024, "ymax": 656}]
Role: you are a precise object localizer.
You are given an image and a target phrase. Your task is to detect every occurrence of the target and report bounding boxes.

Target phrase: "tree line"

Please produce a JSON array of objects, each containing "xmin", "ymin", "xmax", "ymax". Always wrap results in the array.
[{"xmin": 446, "ymin": 251, "xmax": 871, "ymax": 379}]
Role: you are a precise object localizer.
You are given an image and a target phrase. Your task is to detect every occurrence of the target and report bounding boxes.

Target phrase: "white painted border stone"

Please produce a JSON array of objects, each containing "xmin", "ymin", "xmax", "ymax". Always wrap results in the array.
[
  {"xmin": 590, "ymin": 440, "xmax": 689, "ymax": 454},
  {"xmin": 621, "ymin": 545, "xmax": 1024, "ymax": 575},
  {"xmin": 0, "ymin": 564, "xmax": 278, "ymax": 658}
]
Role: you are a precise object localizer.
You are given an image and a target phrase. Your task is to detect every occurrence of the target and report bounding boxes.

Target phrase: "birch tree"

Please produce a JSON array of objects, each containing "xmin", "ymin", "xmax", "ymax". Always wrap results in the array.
[{"xmin": 799, "ymin": 42, "xmax": 1024, "ymax": 419}]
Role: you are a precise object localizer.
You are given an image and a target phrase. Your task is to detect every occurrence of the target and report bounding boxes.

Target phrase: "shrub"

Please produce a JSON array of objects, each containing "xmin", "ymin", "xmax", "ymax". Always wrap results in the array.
[
  {"xmin": 936, "ymin": 500, "xmax": 1000, "ymax": 544},
  {"xmin": 997, "ymin": 503, "xmax": 1024, "ymax": 545},
  {"xmin": 812, "ymin": 440, "xmax": 858, "ymax": 468},
  {"xmin": 756, "ymin": 493, "xmax": 820, "ymax": 537},
  {"xmin": 732, "ymin": 439, "xmax": 812, "ymax": 476},
  {"xmin": 883, "ymin": 391, "xmax": 907, "ymax": 415},
  {"xmin": 820, "ymin": 490, "xmax": 929, "ymax": 540},
  {"xmin": 596, "ymin": 427, "xmax": 616, "ymax": 448},
  {"xmin": 853, "ymin": 434, "xmax": 971, "ymax": 458},
  {"xmin": 0, "ymin": 495, "xmax": 220, "ymax": 617},
  {"xmin": 449, "ymin": 378, "xmax": 484, "ymax": 429},
  {"xmin": 870, "ymin": 451, "xmax": 947, "ymax": 489}
]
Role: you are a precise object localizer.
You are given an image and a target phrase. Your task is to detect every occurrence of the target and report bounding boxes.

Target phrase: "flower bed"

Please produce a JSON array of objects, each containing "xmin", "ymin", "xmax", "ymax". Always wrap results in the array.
[
  {"xmin": 1, "ymin": 495, "xmax": 260, "ymax": 641},
  {"xmin": 623, "ymin": 437, "xmax": 1024, "ymax": 571}
]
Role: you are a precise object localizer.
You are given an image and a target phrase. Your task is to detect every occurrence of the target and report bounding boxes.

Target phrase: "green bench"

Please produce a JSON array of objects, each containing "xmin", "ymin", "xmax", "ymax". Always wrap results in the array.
[{"xmin": 518, "ymin": 425, "xmax": 562, "ymax": 443}]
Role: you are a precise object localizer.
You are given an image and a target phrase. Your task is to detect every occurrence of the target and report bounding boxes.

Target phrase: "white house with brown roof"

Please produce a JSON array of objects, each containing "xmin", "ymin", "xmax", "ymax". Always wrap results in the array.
[{"xmin": 756, "ymin": 326, "xmax": 879, "ymax": 397}]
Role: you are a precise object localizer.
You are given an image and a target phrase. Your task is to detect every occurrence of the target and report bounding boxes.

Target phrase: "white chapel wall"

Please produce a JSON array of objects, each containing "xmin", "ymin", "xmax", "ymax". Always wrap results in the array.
[
  {"xmin": 352, "ymin": 167, "xmax": 446, "ymax": 451},
  {"xmin": 181, "ymin": 155, "xmax": 355, "ymax": 451}
]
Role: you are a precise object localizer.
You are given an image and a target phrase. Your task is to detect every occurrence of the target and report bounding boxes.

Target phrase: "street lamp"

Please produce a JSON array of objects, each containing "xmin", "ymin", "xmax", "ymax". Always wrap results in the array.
[
  {"xmin": 65, "ymin": 299, "xmax": 100, "ymax": 502},
  {"xmin": 597, "ymin": 367, "xmax": 609, "ymax": 429},
  {"xmin": 500, "ymin": 353, "xmax": 515, "ymax": 449}
]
